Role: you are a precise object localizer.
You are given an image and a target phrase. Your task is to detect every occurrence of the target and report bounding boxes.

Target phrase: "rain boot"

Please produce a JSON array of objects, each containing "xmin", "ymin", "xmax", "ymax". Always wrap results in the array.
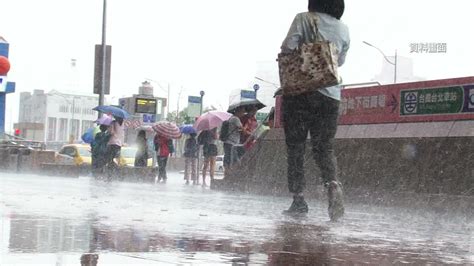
[{"xmin": 327, "ymin": 181, "xmax": 345, "ymax": 221}]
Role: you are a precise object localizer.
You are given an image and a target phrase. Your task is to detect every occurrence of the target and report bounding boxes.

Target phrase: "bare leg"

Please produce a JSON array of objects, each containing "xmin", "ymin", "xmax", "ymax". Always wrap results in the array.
[{"xmin": 202, "ymin": 158, "xmax": 209, "ymax": 187}]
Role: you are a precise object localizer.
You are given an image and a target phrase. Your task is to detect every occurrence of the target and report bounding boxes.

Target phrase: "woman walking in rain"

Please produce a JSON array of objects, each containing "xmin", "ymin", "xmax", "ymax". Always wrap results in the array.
[
  {"xmin": 280, "ymin": 0, "xmax": 349, "ymax": 221},
  {"xmin": 104, "ymin": 117, "xmax": 124, "ymax": 178}
]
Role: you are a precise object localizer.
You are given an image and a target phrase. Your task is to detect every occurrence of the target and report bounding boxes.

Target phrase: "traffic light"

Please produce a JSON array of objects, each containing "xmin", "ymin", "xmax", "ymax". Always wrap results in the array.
[{"xmin": 14, "ymin": 128, "xmax": 20, "ymax": 137}]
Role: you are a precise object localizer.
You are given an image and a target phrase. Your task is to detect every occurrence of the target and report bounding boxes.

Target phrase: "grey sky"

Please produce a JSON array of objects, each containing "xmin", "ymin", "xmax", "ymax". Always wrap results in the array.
[{"xmin": 1, "ymin": 0, "xmax": 473, "ymax": 130}]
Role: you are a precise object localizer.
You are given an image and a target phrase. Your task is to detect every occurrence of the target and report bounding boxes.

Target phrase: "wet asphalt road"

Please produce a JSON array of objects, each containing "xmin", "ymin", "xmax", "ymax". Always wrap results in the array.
[{"xmin": 0, "ymin": 172, "xmax": 472, "ymax": 265}]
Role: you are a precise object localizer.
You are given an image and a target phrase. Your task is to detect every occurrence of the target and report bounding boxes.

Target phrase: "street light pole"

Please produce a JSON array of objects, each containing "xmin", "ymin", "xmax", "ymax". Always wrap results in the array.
[
  {"xmin": 254, "ymin": 76, "xmax": 280, "ymax": 89},
  {"xmin": 98, "ymin": 0, "xmax": 107, "ymax": 119},
  {"xmin": 363, "ymin": 41, "xmax": 397, "ymax": 84},
  {"xmin": 199, "ymin": 90, "xmax": 205, "ymax": 115}
]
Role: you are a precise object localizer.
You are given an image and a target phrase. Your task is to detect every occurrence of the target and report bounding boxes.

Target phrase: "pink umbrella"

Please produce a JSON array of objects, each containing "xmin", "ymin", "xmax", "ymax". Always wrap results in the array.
[
  {"xmin": 152, "ymin": 121, "xmax": 182, "ymax": 139},
  {"xmin": 194, "ymin": 111, "xmax": 232, "ymax": 131},
  {"xmin": 95, "ymin": 114, "xmax": 113, "ymax": 126}
]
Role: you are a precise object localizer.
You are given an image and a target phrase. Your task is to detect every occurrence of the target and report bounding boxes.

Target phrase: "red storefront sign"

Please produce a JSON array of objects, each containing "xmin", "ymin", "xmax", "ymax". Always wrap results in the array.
[{"xmin": 275, "ymin": 76, "xmax": 474, "ymax": 127}]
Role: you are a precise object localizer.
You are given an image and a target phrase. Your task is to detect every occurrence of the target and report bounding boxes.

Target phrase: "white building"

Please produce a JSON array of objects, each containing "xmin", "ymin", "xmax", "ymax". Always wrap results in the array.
[{"xmin": 16, "ymin": 90, "xmax": 98, "ymax": 144}]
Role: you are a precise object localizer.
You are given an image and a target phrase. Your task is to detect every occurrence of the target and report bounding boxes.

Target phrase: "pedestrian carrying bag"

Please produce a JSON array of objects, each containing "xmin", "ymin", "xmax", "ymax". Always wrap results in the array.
[{"xmin": 277, "ymin": 14, "xmax": 340, "ymax": 96}]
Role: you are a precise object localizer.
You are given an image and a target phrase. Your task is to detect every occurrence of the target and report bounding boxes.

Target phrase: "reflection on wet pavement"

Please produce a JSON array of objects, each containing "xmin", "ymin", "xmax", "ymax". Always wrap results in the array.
[{"xmin": 0, "ymin": 172, "xmax": 472, "ymax": 265}]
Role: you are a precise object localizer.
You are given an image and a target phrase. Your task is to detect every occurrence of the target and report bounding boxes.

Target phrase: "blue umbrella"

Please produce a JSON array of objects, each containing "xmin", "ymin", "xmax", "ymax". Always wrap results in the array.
[
  {"xmin": 93, "ymin": 105, "xmax": 130, "ymax": 119},
  {"xmin": 179, "ymin": 124, "xmax": 197, "ymax": 135}
]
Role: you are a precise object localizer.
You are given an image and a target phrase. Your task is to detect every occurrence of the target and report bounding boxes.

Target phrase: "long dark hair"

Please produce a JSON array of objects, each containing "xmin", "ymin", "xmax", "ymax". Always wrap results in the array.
[
  {"xmin": 137, "ymin": 130, "xmax": 146, "ymax": 139},
  {"xmin": 308, "ymin": 0, "xmax": 345, "ymax": 20}
]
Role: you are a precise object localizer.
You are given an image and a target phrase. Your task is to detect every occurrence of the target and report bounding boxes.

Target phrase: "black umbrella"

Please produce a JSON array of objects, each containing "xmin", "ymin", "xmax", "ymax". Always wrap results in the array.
[{"xmin": 227, "ymin": 99, "xmax": 266, "ymax": 114}]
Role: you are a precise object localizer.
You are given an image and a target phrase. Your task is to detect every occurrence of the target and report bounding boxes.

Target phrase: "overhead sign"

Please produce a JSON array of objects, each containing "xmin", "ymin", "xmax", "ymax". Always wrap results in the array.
[
  {"xmin": 187, "ymin": 96, "xmax": 202, "ymax": 118},
  {"xmin": 93, "ymin": 44, "xmax": 112, "ymax": 95},
  {"xmin": 241, "ymin": 90, "xmax": 256, "ymax": 100},
  {"xmin": 135, "ymin": 98, "xmax": 157, "ymax": 114},
  {"xmin": 338, "ymin": 77, "xmax": 474, "ymax": 125},
  {"xmin": 142, "ymin": 114, "xmax": 156, "ymax": 123},
  {"xmin": 400, "ymin": 86, "xmax": 464, "ymax": 116}
]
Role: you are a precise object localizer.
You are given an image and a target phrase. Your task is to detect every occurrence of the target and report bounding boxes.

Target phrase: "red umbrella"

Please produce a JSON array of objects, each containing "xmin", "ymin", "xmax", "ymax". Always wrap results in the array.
[
  {"xmin": 194, "ymin": 111, "xmax": 232, "ymax": 131},
  {"xmin": 152, "ymin": 121, "xmax": 182, "ymax": 139}
]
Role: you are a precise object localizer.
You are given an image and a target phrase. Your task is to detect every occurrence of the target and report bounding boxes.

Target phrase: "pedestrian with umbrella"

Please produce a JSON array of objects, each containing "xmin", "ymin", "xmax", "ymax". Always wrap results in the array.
[
  {"xmin": 193, "ymin": 111, "xmax": 232, "ymax": 132},
  {"xmin": 198, "ymin": 128, "xmax": 218, "ymax": 187},
  {"xmin": 183, "ymin": 131, "xmax": 198, "ymax": 185},
  {"xmin": 222, "ymin": 105, "xmax": 246, "ymax": 172},
  {"xmin": 90, "ymin": 115, "xmax": 113, "ymax": 177},
  {"xmin": 93, "ymin": 106, "xmax": 129, "ymax": 179},
  {"xmin": 180, "ymin": 124, "xmax": 198, "ymax": 184},
  {"xmin": 104, "ymin": 115, "xmax": 125, "ymax": 179},
  {"xmin": 152, "ymin": 121, "xmax": 181, "ymax": 183}
]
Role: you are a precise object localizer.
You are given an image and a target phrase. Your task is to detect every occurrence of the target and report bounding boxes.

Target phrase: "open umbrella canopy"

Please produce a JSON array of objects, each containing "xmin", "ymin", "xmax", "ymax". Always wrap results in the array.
[
  {"xmin": 95, "ymin": 114, "xmax": 113, "ymax": 126},
  {"xmin": 179, "ymin": 124, "xmax": 197, "ymax": 135},
  {"xmin": 135, "ymin": 124, "xmax": 155, "ymax": 133},
  {"xmin": 194, "ymin": 111, "xmax": 232, "ymax": 132},
  {"xmin": 81, "ymin": 126, "xmax": 100, "ymax": 144},
  {"xmin": 227, "ymin": 99, "xmax": 266, "ymax": 114},
  {"xmin": 152, "ymin": 121, "xmax": 182, "ymax": 139},
  {"xmin": 93, "ymin": 105, "xmax": 131, "ymax": 119}
]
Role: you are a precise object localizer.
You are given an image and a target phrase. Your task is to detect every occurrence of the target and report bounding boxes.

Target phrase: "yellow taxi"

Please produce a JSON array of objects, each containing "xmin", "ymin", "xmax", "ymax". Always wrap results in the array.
[
  {"xmin": 56, "ymin": 144, "xmax": 92, "ymax": 166},
  {"xmin": 119, "ymin": 146, "xmax": 153, "ymax": 167}
]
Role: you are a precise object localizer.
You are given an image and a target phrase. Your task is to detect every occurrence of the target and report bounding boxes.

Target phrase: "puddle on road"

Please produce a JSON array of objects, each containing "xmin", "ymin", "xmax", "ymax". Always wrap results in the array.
[
  {"xmin": 1, "ymin": 213, "xmax": 472, "ymax": 265},
  {"xmin": 0, "ymin": 173, "xmax": 472, "ymax": 265}
]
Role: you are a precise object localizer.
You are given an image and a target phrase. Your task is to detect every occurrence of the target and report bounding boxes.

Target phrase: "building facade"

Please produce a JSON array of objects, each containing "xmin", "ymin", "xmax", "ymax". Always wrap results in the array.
[
  {"xmin": 16, "ymin": 90, "xmax": 98, "ymax": 145},
  {"xmin": 118, "ymin": 81, "xmax": 167, "ymax": 145}
]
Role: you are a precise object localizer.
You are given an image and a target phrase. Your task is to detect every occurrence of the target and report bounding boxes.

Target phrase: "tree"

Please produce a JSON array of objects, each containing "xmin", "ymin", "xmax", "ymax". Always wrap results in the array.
[{"xmin": 166, "ymin": 107, "xmax": 194, "ymax": 125}]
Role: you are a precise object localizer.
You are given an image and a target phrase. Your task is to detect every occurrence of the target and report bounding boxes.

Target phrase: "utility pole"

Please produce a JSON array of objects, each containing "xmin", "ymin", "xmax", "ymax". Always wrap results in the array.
[
  {"xmin": 98, "ymin": 0, "xmax": 107, "ymax": 119},
  {"xmin": 363, "ymin": 41, "xmax": 398, "ymax": 84}
]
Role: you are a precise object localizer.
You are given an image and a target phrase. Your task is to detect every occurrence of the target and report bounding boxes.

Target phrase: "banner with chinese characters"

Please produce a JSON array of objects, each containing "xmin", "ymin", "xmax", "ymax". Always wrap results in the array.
[{"xmin": 339, "ymin": 77, "xmax": 474, "ymax": 125}]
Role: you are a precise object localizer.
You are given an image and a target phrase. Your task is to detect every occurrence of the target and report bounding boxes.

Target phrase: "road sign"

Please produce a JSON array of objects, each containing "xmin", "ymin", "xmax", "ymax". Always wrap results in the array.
[
  {"xmin": 253, "ymin": 84, "xmax": 260, "ymax": 91},
  {"xmin": 93, "ymin": 44, "xmax": 112, "ymax": 95},
  {"xmin": 187, "ymin": 96, "xmax": 202, "ymax": 117},
  {"xmin": 241, "ymin": 90, "xmax": 256, "ymax": 100}
]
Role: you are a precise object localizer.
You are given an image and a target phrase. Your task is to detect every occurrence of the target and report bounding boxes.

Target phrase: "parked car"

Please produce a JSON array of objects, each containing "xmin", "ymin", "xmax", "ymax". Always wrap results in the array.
[
  {"xmin": 56, "ymin": 144, "xmax": 92, "ymax": 166},
  {"xmin": 119, "ymin": 146, "xmax": 153, "ymax": 167}
]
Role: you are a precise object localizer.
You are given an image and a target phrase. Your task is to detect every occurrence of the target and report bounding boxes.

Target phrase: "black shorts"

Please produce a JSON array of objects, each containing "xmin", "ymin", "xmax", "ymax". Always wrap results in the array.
[{"xmin": 203, "ymin": 144, "xmax": 218, "ymax": 158}]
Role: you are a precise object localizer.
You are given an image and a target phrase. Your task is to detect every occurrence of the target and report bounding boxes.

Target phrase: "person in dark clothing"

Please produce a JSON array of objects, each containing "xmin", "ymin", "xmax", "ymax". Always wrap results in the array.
[
  {"xmin": 183, "ymin": 133, "xmax": 198, "ymax": 185},
  {"xmin": 134, "ymin": 130, "xmax": 148, "ymax": 167},
  {"xmin": 280, "ymin": 0, "xmax": 349, "ymax": 221},
  {"xmin": 91, "ymin": 125, "xmax": 110, "ymax": 177}
]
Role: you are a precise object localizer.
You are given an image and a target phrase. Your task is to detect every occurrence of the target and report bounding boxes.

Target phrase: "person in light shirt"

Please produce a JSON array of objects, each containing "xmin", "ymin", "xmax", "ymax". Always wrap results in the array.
[
  {"xmin": 104, "ymin": 117, "xmax": 124, "ymax": 177},
  {"xmin": 280, "ymin": 0, "xmax": 349, "ymax": 221}
]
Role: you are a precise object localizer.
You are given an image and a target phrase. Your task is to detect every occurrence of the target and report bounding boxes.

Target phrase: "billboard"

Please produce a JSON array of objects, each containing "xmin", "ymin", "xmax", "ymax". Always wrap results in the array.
[
  {"xmin": 135, "ymin": 98, "xmax": 157, "ymax": 114},
  {"xmin": 339, "ymin": 77, "xmax": 474, "ymax": 125},
  {"xmin": 241, "ymin": 90, "xmax": 256, "ymax": 100},
  {"xmin": 187, "ymin": 96, "xmax": 202, "ymax": 118}
]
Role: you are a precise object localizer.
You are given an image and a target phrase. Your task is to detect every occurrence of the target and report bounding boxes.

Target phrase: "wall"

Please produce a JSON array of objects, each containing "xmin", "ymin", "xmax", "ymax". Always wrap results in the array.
[{"xmin": 218, "ymin": 128, "xmax": 473, "ymax": 212}]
